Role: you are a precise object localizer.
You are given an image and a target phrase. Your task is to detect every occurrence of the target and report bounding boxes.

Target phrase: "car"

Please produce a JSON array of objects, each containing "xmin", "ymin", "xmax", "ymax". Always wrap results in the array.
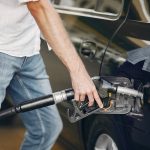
[
  {"xmin": 1, "ymin": 0, "xmax": 150, "ymax": 150},
  {"xmin": 41, "ymin": 0, "xmax": 150, "ymax": 150}
]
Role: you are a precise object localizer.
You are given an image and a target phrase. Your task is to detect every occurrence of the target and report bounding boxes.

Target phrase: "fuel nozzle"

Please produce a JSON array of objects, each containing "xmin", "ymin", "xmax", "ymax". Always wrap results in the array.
[{"xmin": 67, "ymin": 76, "xmax": 144, "ymax": 123}]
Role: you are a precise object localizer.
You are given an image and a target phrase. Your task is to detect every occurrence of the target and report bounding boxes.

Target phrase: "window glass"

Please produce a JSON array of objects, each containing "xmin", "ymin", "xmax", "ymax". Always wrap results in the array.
[{"xmin": 52, "ymin": 0, "xmax": 123, "ymax": 15}]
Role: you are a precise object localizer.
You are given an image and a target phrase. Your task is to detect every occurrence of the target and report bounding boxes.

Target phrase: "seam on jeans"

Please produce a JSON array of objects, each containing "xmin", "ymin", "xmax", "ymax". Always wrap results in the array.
[
  {"xmin": 21, "ymin": 57, "xmax": 27, "ymax": 68},
  {"xmin": 16, "ymin": 75, "xmax": 31, "ymax": 99},
  {"xmin": 16, "ymin": 75, "xmax": 46, "ymax": 150},
  {"xmin": 35, "ymin": 109, "xmax": 46, "ymax": 150}
]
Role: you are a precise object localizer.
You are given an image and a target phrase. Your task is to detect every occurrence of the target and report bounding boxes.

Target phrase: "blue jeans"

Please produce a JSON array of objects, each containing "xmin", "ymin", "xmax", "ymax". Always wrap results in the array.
[{"xmin": 0, "ymin": 53, "xmax": 63, "ymax": 150}]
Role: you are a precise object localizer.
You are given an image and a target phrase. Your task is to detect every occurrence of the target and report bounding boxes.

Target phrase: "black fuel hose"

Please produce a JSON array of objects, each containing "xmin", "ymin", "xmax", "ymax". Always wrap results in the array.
[{"xmin": 0, "ymin": 88, "xmax": 74, "ymax": 119}]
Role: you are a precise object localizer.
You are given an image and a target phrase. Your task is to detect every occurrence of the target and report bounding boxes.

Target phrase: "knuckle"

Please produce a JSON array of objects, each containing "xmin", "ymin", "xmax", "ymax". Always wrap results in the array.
[
  {"xmin": 75, "ymin": 96, "xmax": 79, "ymax": 100},
  {"xmin": 80, "ymin": 95, "xmax": 85, "ymax": 101},
  {"xmin": 75, "ymin": 89, "xmax": 79, "ymax": 93},
  {"xmin": 80, "ymin": 91, "xmax": 86, "ymax": 95},
  {"xmin": 92, "ymin": 86, "xmax": 96, "ymax": 91},
  {"xmin": 74, "ymin": 93, "xmax": 79, "ymax": 101},
  {"xmin": 90, "ymin": 98, "xmax": 94, "ymax": 102},
  {"xmin": 89, "ymin": 96, "xmax": 94, "ymax": 102},
  {"xmin": 75, "ymin": 91, "xmax": 79, "ymax": 95},
  {"xmin": 92, "ymin": 87, "xmax": 97, "ymax": 92},
  {"xmin": 86, "ymin": 90, "xmax": 91, "ymax": 94},
  {"xmin": 88, "ymin": 101, "xmax": 94, "ymax": 106},
  {"xmin": 94, "ymin": 94, "xmax": 100, "ymax": 99}
]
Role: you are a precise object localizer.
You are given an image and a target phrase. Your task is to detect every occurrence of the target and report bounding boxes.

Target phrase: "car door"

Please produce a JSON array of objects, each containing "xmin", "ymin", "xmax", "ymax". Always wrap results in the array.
[
  {"xmin": 42, "ymin": 0, "xmax": 150, "ymax": 149},
  {"xmin": 42, "ymin": 0, "xmax": 126, "ymax": 149}
]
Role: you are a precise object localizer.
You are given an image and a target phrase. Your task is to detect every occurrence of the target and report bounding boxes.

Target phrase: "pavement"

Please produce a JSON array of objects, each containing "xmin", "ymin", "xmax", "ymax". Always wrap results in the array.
[{"xmin": 0, "ymin": 127, "xmax": 66, "ymax": 150}]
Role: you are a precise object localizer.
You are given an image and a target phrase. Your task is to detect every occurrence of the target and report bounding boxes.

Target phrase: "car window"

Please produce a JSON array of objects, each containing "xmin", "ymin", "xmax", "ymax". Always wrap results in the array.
[{"xmin": 51, "ymin": 0, "xmax": 124, "ymax": 20}]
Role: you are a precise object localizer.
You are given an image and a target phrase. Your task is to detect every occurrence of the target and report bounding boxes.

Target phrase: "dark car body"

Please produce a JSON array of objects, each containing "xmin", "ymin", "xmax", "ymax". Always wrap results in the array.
[{"xmin": 40, "ymin": 0, "xmax": 150, "ymax": 150}]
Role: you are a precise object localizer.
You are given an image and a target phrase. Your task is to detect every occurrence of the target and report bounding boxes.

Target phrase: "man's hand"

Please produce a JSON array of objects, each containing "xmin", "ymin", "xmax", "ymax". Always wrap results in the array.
[
  {"xmin": 70, "ymin": 64, "xmax": 103, "ymax": 108},
  {"xmin": 27, "ymin": 0, "xmax": 103, "ymax": 108}
]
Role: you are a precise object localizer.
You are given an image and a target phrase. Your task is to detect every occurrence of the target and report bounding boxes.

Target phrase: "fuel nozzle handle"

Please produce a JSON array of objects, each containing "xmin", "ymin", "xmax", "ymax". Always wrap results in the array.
[{"xmin": 0, "ymin": 88, "xmax": 74, "ymax": 119}]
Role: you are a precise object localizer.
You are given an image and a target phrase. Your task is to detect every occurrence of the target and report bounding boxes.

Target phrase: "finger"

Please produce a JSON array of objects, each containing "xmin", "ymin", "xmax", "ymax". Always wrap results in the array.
[
  {"xmin": 74, "ymin": 91, "xmax": 80, "ymax": 101},
  {"xmin": 79, "ymin": 93, "xmax": 86, "ymax": 102},
  {"xmin": 87, "ymin": 93, "xmax": 94, "ymax": 107},
  {"xmin": 93, "ymin": 90, "xmax": 103, "ymax": 108}
]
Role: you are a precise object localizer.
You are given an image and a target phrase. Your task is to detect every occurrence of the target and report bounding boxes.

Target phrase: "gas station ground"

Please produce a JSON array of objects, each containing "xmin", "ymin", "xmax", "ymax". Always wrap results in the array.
[{"xmin": 0, "ymin": 127, "xmax": 67, "ymax": 150}]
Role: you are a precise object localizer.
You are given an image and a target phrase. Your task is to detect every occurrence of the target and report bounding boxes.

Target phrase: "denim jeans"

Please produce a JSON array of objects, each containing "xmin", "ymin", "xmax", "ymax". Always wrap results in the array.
[{"xmin": 0, "ymin": 52, "xmax": 63, "ymax": 150}]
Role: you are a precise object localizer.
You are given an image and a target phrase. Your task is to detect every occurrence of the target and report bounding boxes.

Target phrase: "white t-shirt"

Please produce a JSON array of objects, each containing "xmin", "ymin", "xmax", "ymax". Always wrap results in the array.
[{"xmin": 0, "ymin": 0, "xmax": 41, "ymax": 57}]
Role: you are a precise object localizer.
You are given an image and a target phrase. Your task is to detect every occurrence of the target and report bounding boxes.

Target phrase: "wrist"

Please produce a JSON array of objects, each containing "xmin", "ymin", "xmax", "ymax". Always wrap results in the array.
[{"xmin": 69, "ymin": 61, "xmax": 86, "ymax": 75}]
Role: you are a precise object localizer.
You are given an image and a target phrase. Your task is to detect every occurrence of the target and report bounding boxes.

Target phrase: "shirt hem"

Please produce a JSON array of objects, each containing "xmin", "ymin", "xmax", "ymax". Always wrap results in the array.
[{"xmin": 0, "ymin": 50, "xmax": 40, "ymax": 57}]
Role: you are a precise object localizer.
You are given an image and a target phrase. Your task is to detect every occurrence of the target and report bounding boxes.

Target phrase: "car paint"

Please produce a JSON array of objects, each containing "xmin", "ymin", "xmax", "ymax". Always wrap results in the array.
[{"xmin": 41, "ymin": 0, "xmax": 150, "ymax": 149}]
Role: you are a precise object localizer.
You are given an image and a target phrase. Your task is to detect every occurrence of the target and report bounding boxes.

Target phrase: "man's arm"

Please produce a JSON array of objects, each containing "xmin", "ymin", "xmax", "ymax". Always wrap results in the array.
[{"xmin": 26, "ymin": 0, "xmax": 103, "ymax": 108}]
